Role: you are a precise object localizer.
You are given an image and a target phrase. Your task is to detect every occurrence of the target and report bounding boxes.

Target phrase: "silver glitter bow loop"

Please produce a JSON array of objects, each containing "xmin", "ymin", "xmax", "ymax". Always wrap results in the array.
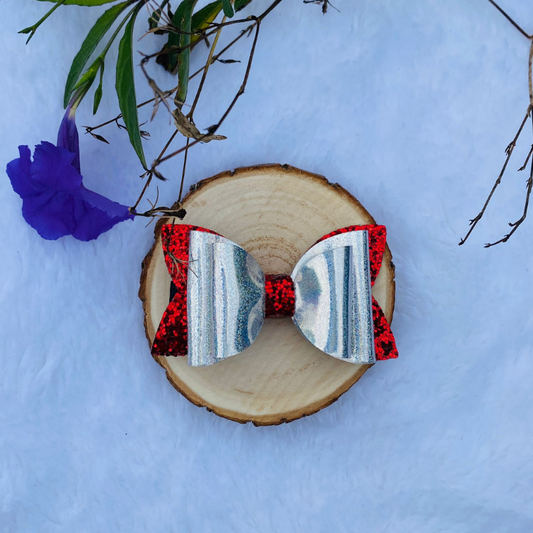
[
  {"xmin": 291, "ymin": 230, "xmax": 375, "ymax": 364},
  {"xmin": 187, "ymin": 231, "xmax": 265, "ymax": 366}
]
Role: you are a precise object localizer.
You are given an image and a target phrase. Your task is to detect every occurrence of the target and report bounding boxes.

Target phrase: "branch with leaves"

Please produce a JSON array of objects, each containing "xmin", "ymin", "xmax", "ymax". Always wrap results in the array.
[{"xmin": 17, "ymin": 0, "xmax": 285, "ymax": 232}]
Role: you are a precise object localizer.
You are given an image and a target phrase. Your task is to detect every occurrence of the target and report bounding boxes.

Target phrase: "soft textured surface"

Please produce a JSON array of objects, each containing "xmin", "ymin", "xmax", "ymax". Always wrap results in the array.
[{"xmin": 2, "ymin": 1, "xmax": 533, "ymax": 531}]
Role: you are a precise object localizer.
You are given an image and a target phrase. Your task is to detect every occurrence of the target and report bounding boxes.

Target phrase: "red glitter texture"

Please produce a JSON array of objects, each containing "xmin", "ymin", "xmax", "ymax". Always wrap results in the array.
[
  {"xmin": 151, "ymin": 224, "xmax": 218, "ymax": 357},
  {"xmin": 152, "ymin": 223, "xmax": 398, "ymax": 362},
  {"xmin": 265, "ymin": 275, "xmax": 295, "ymax": 318}
]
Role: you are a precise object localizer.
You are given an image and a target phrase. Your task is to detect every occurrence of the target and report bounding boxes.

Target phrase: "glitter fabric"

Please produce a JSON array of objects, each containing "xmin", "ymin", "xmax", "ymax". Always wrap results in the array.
[
  {"xmin": 372, "ymin": 299, "xmax": 398, "ymax": 360},
  {"xmin": 151, "ymin": 224, "xmax": 218, "ymax": 357},
  {"xmin": 187, "ymin": 232, "xmax": 265, "ymax": 366},
  {"xmin": 151, "ymin": 223, "xmax": 398, "ymax": 363},
  {"xmin": 314, "ymin": 224, "xmax": 397, "ymax": 360},
  {"xmin": 265, "ymin": 275, "xmax": 295, "ymax": 318},
  {"xmin": 291, "ymin": 231, "xmax": 376, "ymax": 364},
  {"xmin": 315, "ymin": 225, "xmax": 386, "ymax": 286}
]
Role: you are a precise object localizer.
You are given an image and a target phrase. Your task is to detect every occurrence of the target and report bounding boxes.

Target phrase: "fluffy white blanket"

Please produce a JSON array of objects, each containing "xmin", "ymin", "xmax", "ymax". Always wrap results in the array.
[{"xmin": 1, "ymin": 1, "xmax": 533, "ymax": 531}]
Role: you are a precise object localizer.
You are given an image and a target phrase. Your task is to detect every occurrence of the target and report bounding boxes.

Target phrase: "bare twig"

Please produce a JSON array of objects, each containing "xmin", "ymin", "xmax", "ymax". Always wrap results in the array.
[
  {"xmin": 86, "ymin": 22, "xmax": 260, "ymax": 134},
  {"xmin": 178, "ymin": 138, "xmax": 190, "ymax": 202},
  {"xmin": 487, "ymin": 0, "xmax": 531, "ymax": 39},
  {"xmin": 86, "ymin": 0, "xmax": 284, "ymax": 218},
  {"xmin": 131, "ymin": 129, "xmax": 180, "ymax": 212},
  {"xmin": 175, "ymin": 13, "xmax": 227, "ymax": 203},
  {"xmin": 156, "ymin": 17, "xmax": 262, "ymax": 167},
  {"xmin": 518, "ymin": 143, "xmax": 533, "ymax": 172},
  {"xmin": 485, "ymin": 114, "xmax": 533, "ymax": 247},
  {"xmin": 131, "ymin": 206, "xmax": 187, "ymax": 219},
  {"xmin": 460, "ymin": 1, "xmax": 533, "ymax": 246},
  {"xmin": 188, "ymin": 16, "xmax": 226, "ymax": 118},
  {"xmin": 459, "ymin": 107, "xmax": 531, "ymax": 245}
]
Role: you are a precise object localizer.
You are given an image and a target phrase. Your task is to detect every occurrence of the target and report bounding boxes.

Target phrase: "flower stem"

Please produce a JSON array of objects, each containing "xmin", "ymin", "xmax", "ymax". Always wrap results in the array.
[{"xmin": 19, "ymin": 0, "xmax": 68, "ymax": 44}]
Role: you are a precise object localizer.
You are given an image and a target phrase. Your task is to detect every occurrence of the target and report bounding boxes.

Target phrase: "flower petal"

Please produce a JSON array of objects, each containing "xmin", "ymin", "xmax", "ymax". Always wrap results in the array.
[
  {"xmin": 6, "ymin": 146, "xmax": 42, "ymax": 198},
  {"xmin": 31, "ymin": 142, "xmax": 83, "ymax": 192},
  {"xmin": 57, "ymin": 107, "xmax": 81, "ymax": 173},
  {"xmin": 21, "ymin": 190, "xmax": 76, "ymax": 240},
  {"xmin": 70, "ymin": 187, "xmax": 133, "ymax": 241}
]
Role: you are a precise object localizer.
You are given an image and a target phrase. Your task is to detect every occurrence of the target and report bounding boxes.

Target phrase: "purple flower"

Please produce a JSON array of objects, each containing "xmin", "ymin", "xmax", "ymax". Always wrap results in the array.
[{"xmin": 6, "ymin": 105, "xmax": 133, "ymax": 241}]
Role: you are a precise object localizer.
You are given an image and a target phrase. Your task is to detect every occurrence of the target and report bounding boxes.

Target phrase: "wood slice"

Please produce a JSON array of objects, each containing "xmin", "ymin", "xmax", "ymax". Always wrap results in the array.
[{"xmin": 139, "ymin": 164, "xmax": 395, "ymax": 425}]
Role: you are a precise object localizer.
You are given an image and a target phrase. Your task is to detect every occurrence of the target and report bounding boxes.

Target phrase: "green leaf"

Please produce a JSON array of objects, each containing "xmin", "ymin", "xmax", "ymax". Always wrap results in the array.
[
  {"xmin": 168, "ymin": 0, "xmax": 199, "ymax": 105},
  {"xmin": 148, "ymin": 7, "xmax": 163, "ymax": 30},
  {"xmin": 93, "ymin": 63, "xmax": 105, "ymax": 115},
  {"xmin": 37, "ymin": 0, "xmax": 120, "ymax": 5},
  {"xmin": 191, "ymin": 1, "xmax": 222, "ymax": 44},
  {"xmin": 64, "ymin": 1, "xmax": 130, "ymax": 107},
  {"xmin": 221, "ymin": 0, "xmax": 234, "ymax": 18},
  {"xmin": 116, "ymin": 5, "xmax": 147, "ymax": 169},
  {"xmin": 72, "ymin": 57, "xmax": 101, "ymax": 92},
  {"xmin": 234, "ymin": 0, "xmax": 252, "ymax": 11},
  {"xmin": 148, "ymin": 0, "xmax": 171, "ymax": 31},
  {"xmin": 156, "ymin": 1, "xmax": 221, "ymax": 72}
]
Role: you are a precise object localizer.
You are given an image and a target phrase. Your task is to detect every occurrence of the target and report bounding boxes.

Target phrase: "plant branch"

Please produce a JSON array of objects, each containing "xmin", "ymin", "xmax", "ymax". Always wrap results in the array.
[
  {"xmin": 178, "ymin": 138, "xmax": 191, "ymax": 202},
  {"xmin": 485, "ymin": 113, "xmax": 533, "ymax": 247},
  {"xmin": 188, "ymin": 16, "xmax": 226, "ymax": 118},
  {"xmin": 460, "ymin": 2, "xmax": 533, "ymax": 246},
  {"xmin": 85, "ymin": 0, "xmax": 285, "ymax": 218},
  {"xmin": 459, "ymin": 107, "xmax": 532, "ymax": 245},
  {"xmin": 19, "ymin": 0, "xmax": 68, "ymax": 44},
  {"xmin": 86, "ymin": 22, "xmax": 256, "ymax": 134},
  {"xmin": 156, "ymin": 16, "xmax": 261, "ymax": 167},
  {"xmin": 488, "ymin": 0, "xmax": 532, "ymax": 40}
]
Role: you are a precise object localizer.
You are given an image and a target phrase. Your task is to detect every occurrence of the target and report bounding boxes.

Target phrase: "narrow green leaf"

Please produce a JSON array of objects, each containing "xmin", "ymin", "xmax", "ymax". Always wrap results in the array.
[
  {"xmin": 156, "ymin": 1, "xmax": 221, "ymax": 73},
  {"xmin": 168, "ymin": 0, "xmax": 198, "ymax": 105},
  {"xmin": 116, "ymin": 5, "xmax": 147, "ymax": 169},
  {"xmin": 234, "ymin": 0, "xmax": 252, "ymax": 11},
  {"xmin": 148, "ymin": 8, "xmax": 163, "ymax": 30},
  {"xmin": 93, "ymin": 83, "xmax": 103, "ymax": 115},
  {"xmin": 221, "ymin": 0, "xmax": 234, "ymax": 18},
  {"xmin": 37, "ymin": 0, "xmax": 119, "ymax": 5},
  {"xmin": 149, "ymin": 0, "xmax": 171, "ymax": 30},
  {"xmin": 64, "ymin": 1, "xmax": 130, "ymax": 107},
  {"xmin": 72, "ymin": 58, "xmax": 100, "ymax": 92},
  {"xmin": 191, "ymin": 1, "xmax": 222, "ymax": 44},
  {"xmin": 93, "ymin": 63, "xmax": 105, "ymax": 115}
]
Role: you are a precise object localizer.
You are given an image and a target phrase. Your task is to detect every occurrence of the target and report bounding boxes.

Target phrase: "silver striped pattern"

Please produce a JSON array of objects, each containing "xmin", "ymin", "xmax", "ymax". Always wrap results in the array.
[
  {"xmin": 186, "ymin": 229, "xmax": 375, "ymax": 366},
  {"xmin": 187, "ymin": 231, "xmax": 265, "ymax": 366},
  {"xmin": 291, "ymin": 231, "xmax": 375, "ymax": 364}
]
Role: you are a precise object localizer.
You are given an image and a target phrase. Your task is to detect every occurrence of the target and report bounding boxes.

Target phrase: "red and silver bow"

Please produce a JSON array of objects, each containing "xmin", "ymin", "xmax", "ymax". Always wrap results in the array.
[{"xmin": 152, "ymin": 224, "xmax": 398, "ymax": 366}]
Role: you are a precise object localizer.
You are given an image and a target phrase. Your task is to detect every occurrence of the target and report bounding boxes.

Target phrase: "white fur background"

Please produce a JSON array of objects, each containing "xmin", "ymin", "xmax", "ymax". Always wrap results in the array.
[{"xmin": 1, "ymin": 0, "xmax": 533, "ymax": 531}]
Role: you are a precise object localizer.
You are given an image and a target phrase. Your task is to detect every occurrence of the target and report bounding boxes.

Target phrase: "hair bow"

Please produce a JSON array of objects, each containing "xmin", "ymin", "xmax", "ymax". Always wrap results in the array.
[{"xmin": 152, "ymin": 224, "xmax": 398, "ymax": 366}]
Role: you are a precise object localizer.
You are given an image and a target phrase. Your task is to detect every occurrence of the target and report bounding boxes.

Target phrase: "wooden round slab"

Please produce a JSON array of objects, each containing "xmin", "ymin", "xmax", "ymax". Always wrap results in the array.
[{"xmin": 139, "ymin": 164, "xmax": 395, "ymax": 425}]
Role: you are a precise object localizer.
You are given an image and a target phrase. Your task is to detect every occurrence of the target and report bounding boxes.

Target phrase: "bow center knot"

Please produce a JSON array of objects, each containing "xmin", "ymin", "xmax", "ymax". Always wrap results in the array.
[{"xmin": 265, "ymin": 274, "xmax": 295, "ymax": 318}]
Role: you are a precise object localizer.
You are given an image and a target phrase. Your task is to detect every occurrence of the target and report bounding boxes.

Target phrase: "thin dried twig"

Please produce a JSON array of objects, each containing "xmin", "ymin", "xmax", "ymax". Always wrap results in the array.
[
  {"xmin": 126, "ymin": 0, "xmax": 283, "ymax": 219},
  {"xmin": 487, "ymin": 0, "xmax": 531, "ymax": 39},
  {"xmin": 459, "ymin": 107, "xmax": 531, "ymax": 245},
  {"xmin": 460, "ymin": 1, "xmax": 533, "ymax": 246},
  {"xmin": 485, "ymin": 116, "xmax": 533, "ymax": 247},
  {"xmin": 155, "ymin": 17, "xmax": 262, "ymax": 167},
  {"xmin": 86, "ymin": 20, "xmax": 260, "ymax": 134}
]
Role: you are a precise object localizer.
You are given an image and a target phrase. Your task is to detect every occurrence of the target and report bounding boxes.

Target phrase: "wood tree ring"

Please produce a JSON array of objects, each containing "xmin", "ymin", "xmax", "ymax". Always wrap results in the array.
[{"xmin": 139, "ymin": 164, "xmax": 395, "ymax": 425}]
